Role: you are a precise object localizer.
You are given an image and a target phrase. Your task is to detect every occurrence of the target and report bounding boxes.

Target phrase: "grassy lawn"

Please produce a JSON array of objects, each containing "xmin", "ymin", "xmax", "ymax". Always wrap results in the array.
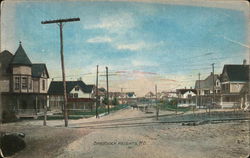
[
  {"xmin": 160, "ymin": 103, "xmax": 191, "ymax": 112},
  {"xmin": 37, "ymin": 104, "xmax": 128, "ymax": 120}
]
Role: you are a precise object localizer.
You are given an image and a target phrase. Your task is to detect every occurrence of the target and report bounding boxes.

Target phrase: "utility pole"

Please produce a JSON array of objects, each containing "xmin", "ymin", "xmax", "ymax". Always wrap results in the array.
[
  {"xmin": 155, "ymin": 84, "xmax": 159, "ymax": 120},
  {"xmin": 198, "ymin": 73, "xmax": 201, "ymax": 109},
  {"xmin": 43, "ymin": 97, "xmax": 47, "ymax": 126},
  {"xmin": 121, "ymin": 88, "xmax": 123, "ymax": 105},
  {"xmin": 106, "ymin": 66, "xmax": 110, "ymax": 114},
  {"xmin": 211, "ymin": 63, "xmax": 215, "ymax": 116},
  {"xmin": 41, "ymin": 18, "xmax": 80, "ymax": 127},
  {"xmin": 96, "ymin": 65, "xmax": 99, "ymax": 118}
]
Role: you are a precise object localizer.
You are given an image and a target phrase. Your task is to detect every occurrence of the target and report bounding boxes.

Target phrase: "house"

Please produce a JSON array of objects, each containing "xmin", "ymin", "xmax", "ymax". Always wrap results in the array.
[
  {"xmin": 0, "ymin": 42, "xmax": 49, "ymax": 119},
  {"xmin": 96, "ymin": 87, "xmax": 106, "ymax": 104},
  {"xmin": 145, "ymin": 91, "xmax": 155, "ymax": 99},
  {"xmin": 240, "ymin": 83, "xmax": 250, "ymax": 109},
  {"xmin": 158, "ymin": 91, "xmax": 177, "ymax": 101},
  {"xmin": 194, "ymin": 73, "xmax": 221, "ymax": 108},
  {"xmin": 126, "ymin": 92, "xmax": 136, "ymax": 99},
  {"xmin": 176, "ymin": 88, "xmax": 197, "ymax": 107},
  {"xmin": 219, "ymin": 60, "xmax": 249, "ymax": 108},
  {"xmin": 48, "ymin": 80, "xmax": 95, "ymax": 112},
  {"xmin": 0, "ymin": 50, "xmax": 13, "ymax": 122},
  {"xmin": 195, "ymin": 73, "xmax": 221, "ymax": 95},
  {"xmin": 124, "ymin": 92, "xmax": 137, "ymax": 104},
  {"xmin": 109, "ymin": 92, "xmax": 126, "ymax": 104}
]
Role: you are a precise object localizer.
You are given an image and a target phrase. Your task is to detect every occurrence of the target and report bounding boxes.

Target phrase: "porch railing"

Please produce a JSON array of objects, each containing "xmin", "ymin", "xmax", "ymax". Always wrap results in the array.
[{"xmin": 15, "ymin": 109, "xmax": 44, "ymax": 115}]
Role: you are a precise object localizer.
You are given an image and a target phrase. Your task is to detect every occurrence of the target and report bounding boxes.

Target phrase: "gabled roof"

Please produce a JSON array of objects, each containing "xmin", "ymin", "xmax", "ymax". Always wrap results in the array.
[
  {"xmin": 126, "ymin": 92, "xmax": 136, "ymax": 97},
  {"xmin": 195, "ymin": 73, "xmax": 220, "ymax": 89},
  {"xmin": 32, "ymin": 64, "xmax": 49, "ymax": 78},
  {"xmin": 176, "ymin": 89, "xmax": 197, "ymax": 95},
  {"xmin": 0, "ymin": 50, "xmax": 13, "ymax": 74},
  {"xmin": 145, "ymin": 91, "xmax": 154, "ymax": 97},
  {"xmin": 48, "ymin": 81, "xmax": 94, "ymax": 95},
  {"xmin": 98, "ymin": 87, "xmax": 106, "ymax": 92},
  {"xmin": 0, "ymin": 50, "xmax": 13, "ymax": 60},
  {"xmin": 222, "ymin": 65, "xmax": 249, "ymax": 82},
  {"xmin": 10, "ymin": 43, "xmax": 32, "ymax": 66}
]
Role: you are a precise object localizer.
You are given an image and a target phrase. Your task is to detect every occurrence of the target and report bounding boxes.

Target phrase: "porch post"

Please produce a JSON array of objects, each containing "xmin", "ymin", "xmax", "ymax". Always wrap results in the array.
[
  {"xmin": 17, "ymin": 96, "xmax": 20, "ymax": 114},
  {"xmin": 43, "ymin": 95, "xmax": 47, "ymax": 126},
  {"xmin": 220, "ymin": 95, "xmax": 223, "ymax": 109},
  {"xmin": 35, "ymin": 95, "xmax": 38, "ymax": 113},
  {"xmin": 0, "ymin": 93, "xmax": 2, "ymax": 123},
  {"xmin": 245, "ymin": 94, "xmax": 248, "ymax": 108}
]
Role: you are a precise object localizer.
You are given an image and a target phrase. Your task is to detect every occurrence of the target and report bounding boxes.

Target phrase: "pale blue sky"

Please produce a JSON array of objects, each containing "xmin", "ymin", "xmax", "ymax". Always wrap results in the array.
[{"xmin": 1, "ymin": 0, "xmax": 249, "ymax": 95}]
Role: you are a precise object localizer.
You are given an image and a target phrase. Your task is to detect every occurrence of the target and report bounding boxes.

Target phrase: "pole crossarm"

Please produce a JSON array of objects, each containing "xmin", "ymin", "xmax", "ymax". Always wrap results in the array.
[{"xmin": 41, "ymin": 18, "xmax": 80, "ymax": 24}]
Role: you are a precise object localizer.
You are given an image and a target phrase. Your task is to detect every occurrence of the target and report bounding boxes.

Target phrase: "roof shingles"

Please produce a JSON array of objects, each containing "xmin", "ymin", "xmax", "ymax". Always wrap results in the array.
[
  {"xmin": 222, "ymin": 65, "xmax": 249, "ymax": 82},
  {"xmin": 48, "ymin": 81, "xmax": 94, "ymax": 95},
  {"xmin": 10, "ymin": 44, "xmax": 32, "ymax": 66}
]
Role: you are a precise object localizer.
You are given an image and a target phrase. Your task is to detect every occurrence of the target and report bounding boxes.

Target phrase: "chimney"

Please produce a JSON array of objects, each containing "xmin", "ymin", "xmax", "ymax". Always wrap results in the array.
[{"xmin": 243, "ymin": 59, "xmax": 247, "ymax": 65}]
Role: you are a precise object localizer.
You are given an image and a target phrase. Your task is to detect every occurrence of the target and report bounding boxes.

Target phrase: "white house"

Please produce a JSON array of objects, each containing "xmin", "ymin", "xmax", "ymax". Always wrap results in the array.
[
  {"xmin": 48, "ymin": 80, "xmax": 95, "ymax": 112},
  {"xmin": 176, "ymin": 88, "xmax": 197, "ymax": 107}
]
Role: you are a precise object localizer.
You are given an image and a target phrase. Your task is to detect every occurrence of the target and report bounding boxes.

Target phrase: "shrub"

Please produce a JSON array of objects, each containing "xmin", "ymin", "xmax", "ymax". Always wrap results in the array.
[{"xmin": 2, "ymin": 110, "xmax": 17, "ymax": 123}]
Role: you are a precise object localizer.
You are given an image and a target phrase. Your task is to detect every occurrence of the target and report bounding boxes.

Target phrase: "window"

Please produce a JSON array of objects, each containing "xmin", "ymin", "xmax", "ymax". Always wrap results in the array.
[
  {"xmin": 75, "ymin": 86, "xmax": 79, "ymax": 91},
  {"xmin": 29, "ymin": 79, "xmax": 32, "ymax": 90},
  {"xmin": 69, "ymin": 93, "xmax": 73, "ymax": 98},
  {"xmin": 15, "ymin": 77, "xmax": 20, "ymax": 90},
  {"xmin": 74, "ymin": 93, "xmax": 78, "ymax": 98},
  {"xmin": 216, "ymin": 81, "xmax": 220, "ymax": 86},
  {"xmin": 42, "ymin": 80, "xmax": 45, "ymax": 90},
  {"xmin": 204, "ymin": 90, "xmax": 210, "ymax": 95},
  {"xmin": 226, "ymin": 84, "xmax": 230, "ymax": 92},
  {"xmin": 21, "ymin": 77, "xmax": 27, "ymax": 89},
  {"xmin": 222, "ymin": 84, "xmax": 225, "ymax": 91}
]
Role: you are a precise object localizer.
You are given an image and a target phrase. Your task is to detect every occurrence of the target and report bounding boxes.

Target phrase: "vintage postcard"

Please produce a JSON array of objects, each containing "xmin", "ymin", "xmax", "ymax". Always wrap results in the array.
[{"xmin": 0, "ymin": 0, "xmax": 249, "ymax": 157}]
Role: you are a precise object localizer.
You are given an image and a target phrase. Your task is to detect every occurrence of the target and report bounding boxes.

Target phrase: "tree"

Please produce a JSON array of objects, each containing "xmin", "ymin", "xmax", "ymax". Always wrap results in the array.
[
  {"xmin": 102, "ymin": 97, "xmax": 108, "ymax": 105},
  {"xmin": 112, "ymin": 97, "xmax": 119, "ymax": 105}
]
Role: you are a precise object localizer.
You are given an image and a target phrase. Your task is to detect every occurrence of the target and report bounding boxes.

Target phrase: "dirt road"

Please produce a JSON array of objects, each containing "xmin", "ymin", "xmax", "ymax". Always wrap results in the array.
[{"xmin": 1, "ymin": 108, "xmax": 249, "ymax": 158}]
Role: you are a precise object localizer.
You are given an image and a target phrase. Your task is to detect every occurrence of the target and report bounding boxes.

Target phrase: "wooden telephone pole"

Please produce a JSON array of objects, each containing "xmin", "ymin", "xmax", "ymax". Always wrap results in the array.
[
  {"xmin": 106, "ymin": 66, "xmax": 110, "ymax": 114},
  {"xmin": 155, "ymin": 84, "xmax": 159, "ymax": 120},
  {"xmin": 96, "ymin": 65, "xmax": 99, "ymax": 118},
  {"xmin": 121, "ymin": 88, "xmax": 124, "ymax": 104},
  {"xmin": 210, "ymin": 63, "xmax": 215, "ymax": 116},
  {"xmin": 41, "ymin": 18, "xmax": 80, "ymax": 127},
  {"xmin": 212, "ymin": 63, "xmax": 215, "ymax": 107},
  {"xmin": 198, "ymin": 73, "xmax": 201, "ymax": 109}
]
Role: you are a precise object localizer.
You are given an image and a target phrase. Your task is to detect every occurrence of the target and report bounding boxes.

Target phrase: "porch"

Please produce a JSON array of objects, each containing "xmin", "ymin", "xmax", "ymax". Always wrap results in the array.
[
  {"xmin": 15, "ymin": 109, "xmax": 45, "ymax": 119},
  {"xmin": 1, "ymin": 92, "xmax": 48, "ymax": 119},
  {"xmin": 220, "ymin": 93, "xmax": 241, "ymax": 109}
]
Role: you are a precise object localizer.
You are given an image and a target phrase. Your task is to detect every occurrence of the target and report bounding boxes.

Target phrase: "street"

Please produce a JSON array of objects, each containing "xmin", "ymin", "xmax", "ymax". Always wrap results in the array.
[{"xmin": 1, "ymin": 107, "xmax": 249, "ymax": 158}]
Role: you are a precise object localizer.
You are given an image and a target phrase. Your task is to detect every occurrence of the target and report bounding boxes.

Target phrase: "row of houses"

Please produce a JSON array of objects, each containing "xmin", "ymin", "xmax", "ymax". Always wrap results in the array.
[
  {"xmin": 142, "ymin": 60, "xmax": 249, "ymax": 109},
  {"xmin": 0, "ymin": 43, "xmax": 137, "ymax": 121},
  {"xmin": 176, "ymin": 60, "xmax": 249, "ymax": 109}
]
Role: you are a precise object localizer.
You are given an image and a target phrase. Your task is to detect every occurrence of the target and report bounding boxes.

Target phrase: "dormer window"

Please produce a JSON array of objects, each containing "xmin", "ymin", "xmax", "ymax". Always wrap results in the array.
[
  {"xmin": 216, "ymin": 80, "xmax": 220, "ymax": 87},
  {"xmin": 75, "ymin": 86, "xmax": 79, "ymax": 91}
]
